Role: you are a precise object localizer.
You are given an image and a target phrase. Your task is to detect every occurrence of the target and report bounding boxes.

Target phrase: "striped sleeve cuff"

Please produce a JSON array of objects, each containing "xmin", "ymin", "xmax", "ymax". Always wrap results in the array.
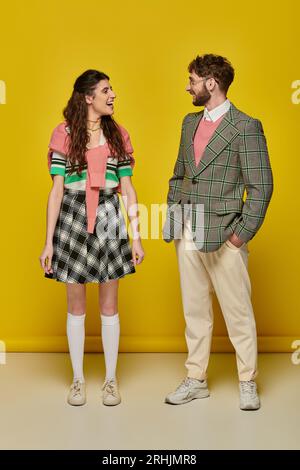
[
  {"xmin": 117, "ymin": 167, "xmax": 133, "ymax": 178},
  {"xmin": 50, "ymin": 151, "xmax": 66, "ymax": 177},
  {"xmin": 117, "ymin": 157, "xmax": 133, "ymax": 178},
  {"xmin": 50, "ymin": 167, "xmax": 65, "ymax": 176}
]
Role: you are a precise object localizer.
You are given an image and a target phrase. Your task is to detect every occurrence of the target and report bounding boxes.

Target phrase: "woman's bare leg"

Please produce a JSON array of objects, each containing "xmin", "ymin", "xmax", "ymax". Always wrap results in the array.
[
  {"xmin": 99, "ymin": 279, "xmax": 119, "ymax": 315},
  {"xmin": 66, "ymin": 283, "xmax": 86, "ymax": 315}
]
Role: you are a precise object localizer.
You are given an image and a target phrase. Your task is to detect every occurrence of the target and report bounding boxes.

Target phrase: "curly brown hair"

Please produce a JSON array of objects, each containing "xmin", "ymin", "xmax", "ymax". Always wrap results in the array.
[
  {"xmin": 63, "ymin": 69, "xmax": 127, "ymax": 176},
  {"xmin": 188, "ymin": 54, "xmax": 235, "ymax": 93}
]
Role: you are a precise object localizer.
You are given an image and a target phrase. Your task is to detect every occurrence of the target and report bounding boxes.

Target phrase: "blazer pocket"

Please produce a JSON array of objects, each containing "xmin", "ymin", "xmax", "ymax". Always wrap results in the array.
[
  {"xmin": 214, "ymin": 199, "xmax": 244, "ymax": 214},
  {"xmin": 168, "ymin": 199, "xmax": 181, "ymax": 206}
]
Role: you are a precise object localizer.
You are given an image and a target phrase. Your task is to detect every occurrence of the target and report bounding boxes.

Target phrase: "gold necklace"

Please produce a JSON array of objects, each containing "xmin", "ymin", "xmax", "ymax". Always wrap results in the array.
[{"xmin": 87, "ymin": 126, "xmax": 101, "ymax": 132}]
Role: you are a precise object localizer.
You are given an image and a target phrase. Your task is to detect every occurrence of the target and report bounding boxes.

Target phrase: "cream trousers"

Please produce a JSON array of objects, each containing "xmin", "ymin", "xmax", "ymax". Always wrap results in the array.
[{"xmin": 174, "ymin": 216, "xmax": 258, "ymax": 382}]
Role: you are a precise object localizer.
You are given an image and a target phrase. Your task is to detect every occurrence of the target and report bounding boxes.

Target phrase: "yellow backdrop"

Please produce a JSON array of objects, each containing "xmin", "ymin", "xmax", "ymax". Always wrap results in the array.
[{"xmin": 1, "ymin": 0, "xmax": 299, "ymax": 353}]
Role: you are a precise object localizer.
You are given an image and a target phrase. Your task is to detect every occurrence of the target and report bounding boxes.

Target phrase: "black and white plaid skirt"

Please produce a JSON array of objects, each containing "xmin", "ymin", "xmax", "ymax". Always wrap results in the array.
[{"xmin": 45, "ymin": 187, "xmax": 136, "ymax": 283}]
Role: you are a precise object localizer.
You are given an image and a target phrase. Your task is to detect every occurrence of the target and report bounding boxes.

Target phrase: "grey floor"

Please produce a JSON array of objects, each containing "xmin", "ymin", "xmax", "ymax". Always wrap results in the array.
[{"xmin": 0, "ymin": 353, "xmax": 299, "ymax": 450}]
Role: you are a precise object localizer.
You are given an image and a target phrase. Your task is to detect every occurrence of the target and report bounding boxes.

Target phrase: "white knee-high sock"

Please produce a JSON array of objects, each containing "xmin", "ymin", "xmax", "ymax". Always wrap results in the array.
[
  {"xmin": 66, "ymin": 312, "xmax": 86, "ymax": 383},
  {"xmin": 101, "ymin": 313, "xmax": 120, "ymax": 381}
]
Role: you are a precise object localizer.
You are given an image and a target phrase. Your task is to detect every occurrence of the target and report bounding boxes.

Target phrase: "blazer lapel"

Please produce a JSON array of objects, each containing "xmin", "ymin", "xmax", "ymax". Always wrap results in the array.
[
  {"xmin": 186, "ymin": 103, "xmax": 240, "ymax": 177},
  {"xmin": 185, "ymin": 111, "xmax": 203, "ymax": 171}
]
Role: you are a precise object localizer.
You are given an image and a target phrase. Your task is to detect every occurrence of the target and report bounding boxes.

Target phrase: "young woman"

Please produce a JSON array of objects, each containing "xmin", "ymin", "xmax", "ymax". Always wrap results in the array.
[{"xmin": 39, "ymin": 69, "xmax": 144, "ymax": 407}]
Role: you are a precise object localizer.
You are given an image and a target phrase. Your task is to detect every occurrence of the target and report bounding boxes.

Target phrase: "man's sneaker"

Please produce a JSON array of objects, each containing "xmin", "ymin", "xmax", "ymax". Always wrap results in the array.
[
  {"xmin": 67, "ymin": 380, "xmax": 86, "ymax": 406},
  {"xmin": 239, "ymin": 380, "xmax": 260, "ymax": 410},
  {"xmin": 165, "ymin": 377, "xmax": 210, "ymax": 405},
  {"xmin": 102, "ymin": 378, "xmax": 121, "ymax": 406}
]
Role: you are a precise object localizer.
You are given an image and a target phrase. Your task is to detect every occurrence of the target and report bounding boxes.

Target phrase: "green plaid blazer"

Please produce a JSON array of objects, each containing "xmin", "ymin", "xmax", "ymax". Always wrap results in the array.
[{"xmin": 163, "ymin": 102, "xmax": 274, "ymax": 251}]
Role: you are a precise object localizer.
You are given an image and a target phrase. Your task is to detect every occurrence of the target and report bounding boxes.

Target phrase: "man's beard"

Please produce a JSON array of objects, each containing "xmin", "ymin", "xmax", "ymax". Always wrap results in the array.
[{"xmin": 192, "ymin": 88, "xmax": 211, "ymax": 106}]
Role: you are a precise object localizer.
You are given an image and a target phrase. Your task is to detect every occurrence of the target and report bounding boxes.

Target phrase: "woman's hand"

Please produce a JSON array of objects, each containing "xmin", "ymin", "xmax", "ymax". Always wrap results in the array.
[
  {"xmin": 131, "ymin": 239, "xmax": 145, "ymax": 266},
  {"xmin": 39, "ymin": 244, "xmax": 54, "ymax": 274},
  {"xmin": 119, "ymin": 176, "xmax": 144, "ymax": 266}
]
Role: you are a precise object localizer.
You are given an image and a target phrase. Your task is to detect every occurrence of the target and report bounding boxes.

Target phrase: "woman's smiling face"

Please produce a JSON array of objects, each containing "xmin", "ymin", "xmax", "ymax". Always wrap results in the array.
[{"xmin": 85, "ymin": 79, "xmax": 116, "ymax": 117}]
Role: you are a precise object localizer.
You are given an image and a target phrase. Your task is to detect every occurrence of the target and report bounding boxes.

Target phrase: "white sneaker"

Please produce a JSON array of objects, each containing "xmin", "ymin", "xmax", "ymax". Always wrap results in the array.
[
  {"xmin": 165, "ymin": 377, "xmax": 210, "ymax": 405},
  {"xmin": 239, "ymin": 380, "xmax": 260, "ymax": 410},
  {"xmin": 102, "ymin": 378, "xmax": 121, "ymax": 406},
  {"xmin": 67, "ymin": 380, "xmax": 86, "ymax": 406}
]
